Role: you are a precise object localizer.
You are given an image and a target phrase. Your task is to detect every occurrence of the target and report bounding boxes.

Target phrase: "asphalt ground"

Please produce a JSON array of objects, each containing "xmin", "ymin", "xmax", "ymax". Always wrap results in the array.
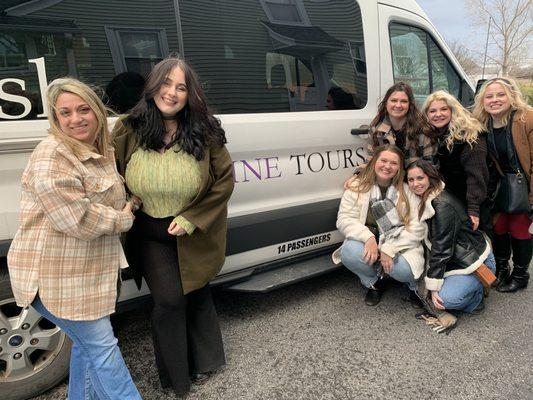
[{"xmin": 34, "ymin": 268, "xmax": 533, "ymax": 400}]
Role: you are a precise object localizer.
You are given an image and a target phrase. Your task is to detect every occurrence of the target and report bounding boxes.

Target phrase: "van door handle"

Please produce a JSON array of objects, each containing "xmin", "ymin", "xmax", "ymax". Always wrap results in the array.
[{"xmin": 351, "ymin": 126, "xmax": 369, "ymax": 135}]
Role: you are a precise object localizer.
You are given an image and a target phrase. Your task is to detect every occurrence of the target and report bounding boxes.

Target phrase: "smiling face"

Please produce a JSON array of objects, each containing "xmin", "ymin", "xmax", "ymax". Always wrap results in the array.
[
  {"xmin": 55, "ymin": 92, "xmax": 98, "ymax": 145},
  {"xmin": 426, "ymin": 100, "xmax": 452, "ymax": 129},
  {"xmin": 407, "ymin": 167, "xmax": 430, "ymax": 196},
  {"xmin": 374, "ymin": 150, "xmax": 401, "ymax": 185},
  {"xmin": 154, "ymin": 66, "xmax": 189, "ymax": 117},
  {"xmin": 386, "ymin": 90, "xmax": 409, "ymax": 121},
  {"xmin": 483, "ymin": 83, "xmax": 511, "ymax": 121}
]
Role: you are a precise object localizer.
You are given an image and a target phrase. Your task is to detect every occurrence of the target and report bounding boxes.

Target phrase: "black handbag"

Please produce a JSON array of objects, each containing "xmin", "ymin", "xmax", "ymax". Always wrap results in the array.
[
  {"xmin": 490, "ymin": 149, "xmax": 529, "ymax": 214},
  {"xmin": 488, "ymin": 116, "xmax": 530, "ymax": 214},
  {"xmin": 494, "ymin": 170, "xmax": 529, "ymax": 214}
]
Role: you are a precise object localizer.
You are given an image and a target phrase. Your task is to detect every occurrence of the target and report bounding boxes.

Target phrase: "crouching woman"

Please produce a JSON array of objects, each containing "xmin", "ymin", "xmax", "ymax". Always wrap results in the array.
[
  {"xmin": 333, "ymin": 145, "xmax": 427, "ymax": 306},
  {"xmin": 406, "ymin": 160, "xmax": 495, "ymax": 313}
]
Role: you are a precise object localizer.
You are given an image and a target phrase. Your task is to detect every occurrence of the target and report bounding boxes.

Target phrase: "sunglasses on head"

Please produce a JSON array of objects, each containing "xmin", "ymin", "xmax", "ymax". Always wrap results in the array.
[{"xmin": 485, "ymin": 77, "xmax": 512, "ymax": 86}]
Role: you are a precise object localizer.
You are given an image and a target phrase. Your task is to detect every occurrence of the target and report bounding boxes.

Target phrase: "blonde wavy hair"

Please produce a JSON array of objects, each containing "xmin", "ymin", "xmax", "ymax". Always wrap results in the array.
[
  {"xmin": 423, "ymin": 90, "xmax": 484, "ymax": 151},
  {"xmin": 46, "ymin": 78, "xmax": 111, "ymax": 158},
  {"xmin": 472, "ymin": 77, "xmax": 532, "ymax": 127},
  {"xmin": 350, "ymin": 144, "xmax": 410, "ymax": 226}
]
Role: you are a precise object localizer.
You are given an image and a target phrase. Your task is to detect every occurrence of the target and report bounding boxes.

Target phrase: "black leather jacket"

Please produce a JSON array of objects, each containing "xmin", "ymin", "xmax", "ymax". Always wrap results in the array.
[{"xmin": 427, "ymin": 190, "xmax": 488, "ymax": 281}]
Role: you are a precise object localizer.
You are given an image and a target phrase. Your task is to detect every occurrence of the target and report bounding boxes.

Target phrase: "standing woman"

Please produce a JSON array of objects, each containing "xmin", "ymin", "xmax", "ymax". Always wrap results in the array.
[
  {"xmin": 472, "ymin": 78, "xmax": 533, "ymax": 292},
  {"xmin": 113, "ymin": 57, "xmax": 234, "ymax": 396},
  {"xmin": 422, "ymin": 90, "xmax": 488, "ymax": 230},
  {"xmin": 7, "ymin": 78, "xmax": 141, "ymax": 399},
  {"xmin": 407, "ymin": 160, "xmax": 495, "ymax": 314},
  {"xmin": 366, "ymin": 82, "xmax": 435, "ymax": 164},
  {"xmin": 344, "ymin": 82, "xmax": 435, "ymax": 188},
  {"xmin": 333, "ymin": 145, "xmax": 427, "ymax": 306}
]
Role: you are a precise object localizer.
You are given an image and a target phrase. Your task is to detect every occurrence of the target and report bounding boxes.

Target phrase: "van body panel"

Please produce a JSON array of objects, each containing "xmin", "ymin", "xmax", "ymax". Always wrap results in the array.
[{"xmin": 0, "ymin": 0, "xmax": 473, "ymax": 278}]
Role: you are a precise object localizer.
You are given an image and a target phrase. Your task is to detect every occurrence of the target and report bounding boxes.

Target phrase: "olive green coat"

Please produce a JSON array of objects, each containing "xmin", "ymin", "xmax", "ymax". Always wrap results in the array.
[{"xmin": 112, "ymin": 118, "xmax": 234, "ymax": 294}]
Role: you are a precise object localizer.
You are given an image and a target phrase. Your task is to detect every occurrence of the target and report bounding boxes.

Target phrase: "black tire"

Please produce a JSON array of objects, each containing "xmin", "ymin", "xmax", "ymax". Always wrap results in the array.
[{"xmin": 0, "ymin": 263, "xmax": 72, "ymax": 400}]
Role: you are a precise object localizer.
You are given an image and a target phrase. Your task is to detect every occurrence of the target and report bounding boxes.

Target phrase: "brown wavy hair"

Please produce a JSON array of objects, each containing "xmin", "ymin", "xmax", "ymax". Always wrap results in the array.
[
  {"xmin": 350, "ymin": 144, "xmax": 410, "ymax": 226},
  {"xmin": 370, "ymin": 82, "xmax": 435, "ymax": 152}
]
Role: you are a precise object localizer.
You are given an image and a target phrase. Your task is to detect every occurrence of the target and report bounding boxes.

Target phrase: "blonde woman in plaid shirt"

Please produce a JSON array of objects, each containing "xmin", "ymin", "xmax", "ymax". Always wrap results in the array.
[{"xmin": 7, "ymin": 78, "xmax": 142, "ymax": 399}]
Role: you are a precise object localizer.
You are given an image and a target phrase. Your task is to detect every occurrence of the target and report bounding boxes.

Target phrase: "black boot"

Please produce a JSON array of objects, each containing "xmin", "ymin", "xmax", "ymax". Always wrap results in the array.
[
  {"xmin": 498, "ymin": 237, "xmax": 532, "ymax": 292},
  {"xmin": 497, "ymin": 264, "xmax": 530, "ymax": 292},
  {"xmin": 364, "ymin": 279, "xmax": 385, "ymax": 306},
  {"xmin": 494, "ymin": 258, "xmax": 511, "ymax": 288},
  {"xmin": 492, "ymin": 233, "xmax": 511, "ymax": 288}
]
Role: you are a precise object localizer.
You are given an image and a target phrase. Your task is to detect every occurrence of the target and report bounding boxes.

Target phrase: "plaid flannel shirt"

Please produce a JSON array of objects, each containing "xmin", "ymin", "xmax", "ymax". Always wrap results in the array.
[
  {"xmin": 367, "ymin": 119, "xmax": 436, "ymax": 165},
  {"xmin": 7, "ymin": 136, "xmax": 133, "ymax": 320}
]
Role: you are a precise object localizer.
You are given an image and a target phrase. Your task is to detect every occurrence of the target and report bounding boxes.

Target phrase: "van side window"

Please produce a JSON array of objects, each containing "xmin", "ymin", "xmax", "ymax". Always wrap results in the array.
[
  {"xmin": 389, "ymin": 23, "xmax": 461, "ymax": 103},
  {"xmin": 0, "ymin": 1, "xmax": 182, "ymax": 121},
  {"xmin": 179, "ymin": 0, "xmax": 367, "ymax": 113},
  {"xmin": 0, "ymin": 0, "xmax": 367, "ymax": 121}
]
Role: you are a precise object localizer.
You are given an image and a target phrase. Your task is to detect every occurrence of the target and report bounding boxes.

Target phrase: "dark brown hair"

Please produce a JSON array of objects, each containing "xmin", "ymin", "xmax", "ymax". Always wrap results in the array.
[
  {"xmin": 370, "ymin": 82, "xmax": 435, "ymax": 153},
  {"xmin": 406, "ymin": 159, "xmax": 442, "ymax": 219},
  {"xmin": 128, "ymin": 57, "xmax": 226, "ymax": 160}
]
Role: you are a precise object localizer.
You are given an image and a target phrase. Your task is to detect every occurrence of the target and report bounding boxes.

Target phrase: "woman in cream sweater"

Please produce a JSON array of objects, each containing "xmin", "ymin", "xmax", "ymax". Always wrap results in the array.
[{"xmin": 333, "ymin": 144, "xmax": 427, "ymax": 306}]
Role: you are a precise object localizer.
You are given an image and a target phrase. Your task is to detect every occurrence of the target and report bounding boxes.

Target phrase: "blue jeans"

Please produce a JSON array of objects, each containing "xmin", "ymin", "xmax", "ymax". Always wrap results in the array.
[
  {"xmin": 439, "ymin": 252, "xmax": 496, "ymax": 313},
  {"xmin": 32, "ymin": 296, "xmax": 141, "ymax": 400},
  {"xmin": 340, "ymin": 239, "xmax": 417, "ymax": 290}
]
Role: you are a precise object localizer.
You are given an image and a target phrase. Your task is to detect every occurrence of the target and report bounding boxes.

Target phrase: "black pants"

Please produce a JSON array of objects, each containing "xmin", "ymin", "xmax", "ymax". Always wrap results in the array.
[{"xmin": 127, "ymin": 212, "xmax": 225, "ymax": 396}]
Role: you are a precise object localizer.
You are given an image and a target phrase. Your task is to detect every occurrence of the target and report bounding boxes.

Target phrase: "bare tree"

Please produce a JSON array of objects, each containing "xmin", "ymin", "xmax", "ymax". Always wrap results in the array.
[
  {"xmin": 448, "ymin": 40, "xmax": 480, "ymax": 75},
  {"xmin": 468, "ymin": 0, "xmax": 532, "ymax": 76}
]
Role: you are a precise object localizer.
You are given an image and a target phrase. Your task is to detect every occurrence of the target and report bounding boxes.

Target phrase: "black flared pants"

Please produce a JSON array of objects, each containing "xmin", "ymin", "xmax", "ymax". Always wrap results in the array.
[{"xmin": 127, "ymin": 212, "xmax": 225, "ymax": 396}]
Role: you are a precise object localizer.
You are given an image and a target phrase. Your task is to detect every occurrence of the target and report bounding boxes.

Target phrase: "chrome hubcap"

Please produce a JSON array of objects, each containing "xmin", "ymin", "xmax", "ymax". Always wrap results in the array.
[{"xmin": 0, "ymin": 298, "xmax": 66, "ymax": 382}]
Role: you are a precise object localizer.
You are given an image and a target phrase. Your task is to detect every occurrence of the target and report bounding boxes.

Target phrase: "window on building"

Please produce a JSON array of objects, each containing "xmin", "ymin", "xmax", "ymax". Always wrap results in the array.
[
  {"xmin": 0, "ymin": 33, "xmax": 27, "ymax": 69},
  {"xmin": 105, "ymin": 28, "xmax": 169, "ymax": 77},
  {"xmin": 260, "ymin": 0, "xmax": 310, "ymax": 25}
]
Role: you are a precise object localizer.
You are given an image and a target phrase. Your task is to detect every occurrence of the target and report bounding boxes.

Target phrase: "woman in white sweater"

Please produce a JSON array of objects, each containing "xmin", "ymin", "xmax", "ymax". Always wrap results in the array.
[{"xmin": 333, "ymin": 145, "xmax": 428, "ymax": 306}]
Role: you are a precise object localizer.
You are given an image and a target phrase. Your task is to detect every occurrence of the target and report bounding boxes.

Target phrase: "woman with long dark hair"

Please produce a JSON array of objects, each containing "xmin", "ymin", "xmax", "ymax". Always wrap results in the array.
[
  {"xmin": 344, "ymin": 82, "xmax": 435, "ymax": 188},
  {"xmin": 472, "ymin": 77, "xmax": 533, "ymax": 292},
  {"xmin": 367, "ymin": 82, "xmax": 435, "ymax": 164},
  {"xmin": 406, "ymin": 160, "xmax": 495, "ymax": 314},
  {"xmin": 113, "ymin": 57, "xmax": 234, "ymax": 396}
]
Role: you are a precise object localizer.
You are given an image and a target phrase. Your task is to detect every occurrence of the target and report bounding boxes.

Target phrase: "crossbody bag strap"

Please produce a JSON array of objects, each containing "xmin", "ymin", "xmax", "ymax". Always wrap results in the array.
[{"xmin": 488, "ymin": 152, "xmax": 504, "ymax": 177}]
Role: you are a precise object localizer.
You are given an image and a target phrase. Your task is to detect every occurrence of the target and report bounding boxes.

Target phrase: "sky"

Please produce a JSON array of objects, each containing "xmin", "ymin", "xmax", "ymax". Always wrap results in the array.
[{"xmin": 416, "ymin": 0, "xmax": 486, "ymax": 49}]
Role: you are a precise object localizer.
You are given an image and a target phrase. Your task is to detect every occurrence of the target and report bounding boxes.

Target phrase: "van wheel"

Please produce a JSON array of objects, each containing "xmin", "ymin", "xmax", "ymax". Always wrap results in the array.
[{"xmin": 0, "ymin": 265, "xmax": 71, "ymax": 400}]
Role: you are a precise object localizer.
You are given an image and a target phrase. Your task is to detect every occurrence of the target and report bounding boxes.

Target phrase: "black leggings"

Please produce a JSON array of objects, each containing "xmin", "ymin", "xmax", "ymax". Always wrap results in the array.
[{"xmin": 126, "ymin": 212, "xmax": 225, "ymax": 395}]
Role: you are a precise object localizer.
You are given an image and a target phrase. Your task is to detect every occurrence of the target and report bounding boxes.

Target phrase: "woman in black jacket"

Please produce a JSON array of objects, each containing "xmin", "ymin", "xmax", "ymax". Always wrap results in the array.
[
  {"xmin": 422, "ymin": 90, "xmax": 488, "ymax": 231},
  {"xmin": 406, "ymin": 160, "xmax": 495, "ymax": 313}
]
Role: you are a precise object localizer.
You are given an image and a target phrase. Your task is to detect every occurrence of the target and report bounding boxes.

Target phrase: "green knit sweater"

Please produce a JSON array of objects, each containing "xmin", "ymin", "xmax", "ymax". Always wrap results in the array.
[{"xmin": 125, "ymin": 145, "xmax": 201, "ymax": 234}]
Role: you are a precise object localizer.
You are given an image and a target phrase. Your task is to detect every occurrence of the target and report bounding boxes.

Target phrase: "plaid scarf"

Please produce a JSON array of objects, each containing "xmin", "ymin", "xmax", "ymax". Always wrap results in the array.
[{"xmin": 369, "ymin": 184, "xmax": 405, "ymax": 245}]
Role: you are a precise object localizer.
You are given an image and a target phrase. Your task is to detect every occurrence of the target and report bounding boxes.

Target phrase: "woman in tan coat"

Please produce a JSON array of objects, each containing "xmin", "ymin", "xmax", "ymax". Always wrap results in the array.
[
  {"xmin": 473, "ymin": 77, "xmax": 533, "ymax": 292},
  {"xmin": 7, "ymin": 78, "xmax": 141, "ymax": 399},
  {"xmin": 113, "ymin": 57, "xmax": 234, "ymax": 397}
]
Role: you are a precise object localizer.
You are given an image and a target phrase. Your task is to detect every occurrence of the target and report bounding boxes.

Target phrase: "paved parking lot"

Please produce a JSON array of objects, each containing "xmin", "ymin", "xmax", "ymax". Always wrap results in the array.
[{"xmin": 35, "ymin": 269, "xmax": 533, "ymax": 400}]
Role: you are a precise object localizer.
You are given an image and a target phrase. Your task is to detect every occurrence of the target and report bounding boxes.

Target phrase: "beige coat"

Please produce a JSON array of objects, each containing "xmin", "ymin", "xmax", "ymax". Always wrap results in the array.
[
  {"xmin": 7, "ymin": 136, "xmax": 132, "ymax": 320},
  {"xmin": 332, "ymin": 182, "xmax": 429, "ymax": 279},
  {"xmin": 112, "ymin": 118, "xmax": 234, "ymax": 295}
]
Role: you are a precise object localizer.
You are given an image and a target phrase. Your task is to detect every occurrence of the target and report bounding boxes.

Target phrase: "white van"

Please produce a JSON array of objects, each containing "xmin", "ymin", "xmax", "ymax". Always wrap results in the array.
[{"xmin": 0, "ymin": 0, "xmax": 474, "ymax": 398}]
